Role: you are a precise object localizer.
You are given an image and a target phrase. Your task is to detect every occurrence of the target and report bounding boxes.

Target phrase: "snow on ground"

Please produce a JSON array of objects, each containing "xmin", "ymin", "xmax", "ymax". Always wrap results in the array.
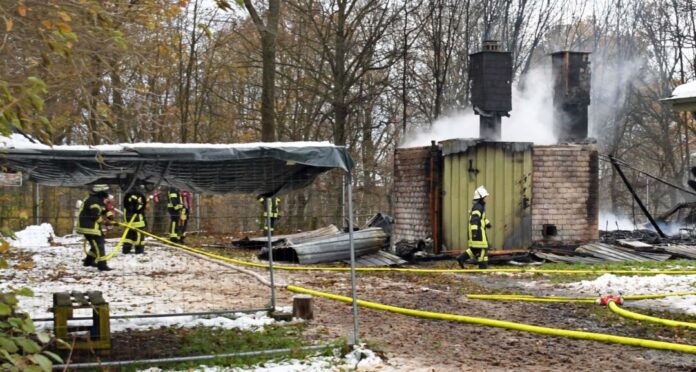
[
  {"xmin": 139, "ymin": 344, "xmax": 384, "ymax": 372},
  {"xmin": 563, "ymin": 273, "xmax": 696, "ymax": 314},
  {"xmin": 2, "ymin": 224, "xmax": 282, "ymax": 332}
]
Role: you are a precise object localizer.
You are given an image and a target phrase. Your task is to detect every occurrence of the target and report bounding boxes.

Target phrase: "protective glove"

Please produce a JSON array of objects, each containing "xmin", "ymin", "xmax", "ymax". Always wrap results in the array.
[{"xmin": 485, "ymin": 223, "xmax": 492, "ymax": 229}]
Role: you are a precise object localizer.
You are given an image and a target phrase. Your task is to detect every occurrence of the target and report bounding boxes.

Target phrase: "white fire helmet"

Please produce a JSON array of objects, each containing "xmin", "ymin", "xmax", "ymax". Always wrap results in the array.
[
  {"xmin": 474, "ymin": 185, "xmax": 489, "ymax": 200},
  {"xmin": 91, "ymin": 184, "xmax": 109, "ymax": 193}
]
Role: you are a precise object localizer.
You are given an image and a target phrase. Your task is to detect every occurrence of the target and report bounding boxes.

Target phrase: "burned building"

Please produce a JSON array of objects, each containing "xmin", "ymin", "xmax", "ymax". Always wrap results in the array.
[{"xmin": 392, "ymin": 141, "xmax": 599, "ymax": 252}]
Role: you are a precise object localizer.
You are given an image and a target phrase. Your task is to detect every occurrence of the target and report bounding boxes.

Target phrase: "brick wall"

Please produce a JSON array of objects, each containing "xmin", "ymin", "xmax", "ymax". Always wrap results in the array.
[
  {"xmin": 531, "ymin": 145, "xmax": 599, "ymax": 247},
  {"xmin": 393, "ymin": 147, "xmax": 433, "ymax": 243}
]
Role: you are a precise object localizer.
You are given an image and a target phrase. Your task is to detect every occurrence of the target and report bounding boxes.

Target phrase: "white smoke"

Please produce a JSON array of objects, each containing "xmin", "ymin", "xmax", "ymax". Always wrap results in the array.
[
  {"xmin": 598, "ymin": 212, "xmax": 638, "ymax": 231},
  {"xmin": 400, "ymin": 66, "xmax": 556, "ymax": 147}
]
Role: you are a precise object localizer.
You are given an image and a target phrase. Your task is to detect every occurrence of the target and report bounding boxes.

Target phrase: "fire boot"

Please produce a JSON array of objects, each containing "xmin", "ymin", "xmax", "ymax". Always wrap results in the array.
[
  {"xmin": 456, "ymin": 254, "xmax": 467, "ymax": 269},
  {"xmin": 97, "ymin": 261, "xmax": 113, "ymax": 271},
  {"xmin": 83, "ymin": 257, "xmax": 96, "ymax": 267},
  {"xmin": 122, "ymin": 244, "xmax": 132, "ymax": 254},
  {"xmin": 135, "ymin": 245, "xmax": 145, "ymax": 254}
]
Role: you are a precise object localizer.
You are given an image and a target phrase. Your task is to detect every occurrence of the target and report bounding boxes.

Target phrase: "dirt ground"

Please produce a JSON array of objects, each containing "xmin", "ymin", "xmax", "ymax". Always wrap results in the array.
[
  {"xmin": 45, "ymin": 240, "xmax": 696, "ymax": 371},
  {"xmin": 285, "ymin": 267, "xmax": 696, "ymax": 371}
]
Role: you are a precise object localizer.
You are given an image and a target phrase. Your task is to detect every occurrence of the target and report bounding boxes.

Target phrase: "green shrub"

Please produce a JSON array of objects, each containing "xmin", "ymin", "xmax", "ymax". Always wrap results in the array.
[{"xmin": 0, "ymin": 238, "xmax": 65, "ymax": 371}]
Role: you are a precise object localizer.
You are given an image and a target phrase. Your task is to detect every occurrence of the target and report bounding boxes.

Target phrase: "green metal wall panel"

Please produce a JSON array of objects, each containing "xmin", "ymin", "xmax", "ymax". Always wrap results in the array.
[{"xmin": 442, "ymin": 141, "xmax": 533, "ymax": 251}]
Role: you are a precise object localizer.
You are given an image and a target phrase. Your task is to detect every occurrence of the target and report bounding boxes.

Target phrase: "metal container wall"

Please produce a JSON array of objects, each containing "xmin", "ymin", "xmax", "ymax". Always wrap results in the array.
[{"xmin": 441, "ymin": 140, "xmax": 533, "ymax": 251}]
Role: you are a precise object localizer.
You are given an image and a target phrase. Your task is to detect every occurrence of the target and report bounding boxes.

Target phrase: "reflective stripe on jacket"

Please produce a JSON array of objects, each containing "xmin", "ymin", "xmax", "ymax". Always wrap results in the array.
[
  {"xmin": 258, "ymin": 197, "xmax": 280, "ymax": 218},
  {"xmin": 76, "ymin": 194, "xmax": 112, "ymax": 236},
  {"xmin": 467, "ymin": 199, "xmax": 489, "ymax": 249},
  {"xmin": 167, "ymin": 192, "xmax": 184, "ymax": 213},
  {"xmin": 124, "ymin": 191, "xmax": 147, "ymax": 228}
]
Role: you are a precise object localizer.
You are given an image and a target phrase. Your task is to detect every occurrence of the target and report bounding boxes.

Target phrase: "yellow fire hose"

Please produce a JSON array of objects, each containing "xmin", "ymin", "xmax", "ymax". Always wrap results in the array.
[
  {"xmin": 115, "ymin": 223, "xmax": 696, "ymax": 276},
  {"xmin": 83, "ymin": 214, "xmax": 137, "ymax": 262},
  {"xmin": 287, "ymin": 285, "xmax": 696, "ymax": 354},
  {"xmin": 607, "ymin": 301, "xmax": 696, "ymax": 330},
  {"xmin": 467, "ymin": 293, "xmax": 696, "ymax": 330},
  {"xmin": 467, "ymin": 292, "xmax": 696, "ymax": 302},
  {"xmin": 108, "ymin": 225, "xmax": 696, "ymax": 353}
]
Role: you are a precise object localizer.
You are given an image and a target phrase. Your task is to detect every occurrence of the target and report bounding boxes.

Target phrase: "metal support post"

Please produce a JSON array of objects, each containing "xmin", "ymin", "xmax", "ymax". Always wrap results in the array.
[
  {"xmin": 266, "ymin": 197, "xmax": 276, "ymax": 310},
  {"xmin": 34, "ymin": 182, "xmax": 40, "ymax": 225},
  {"xmin": 341, "ymin": 174, "xmax": 346, "ymax": 229},
  {"xmin": 610, "ymin": 156, "xmax": 666, "ymax": 237},
  {"xmin": 346, "ymin": 174, "xmax": 359, "ymax": 344},
  {"xmin": 195, "ymin": 193, "xmax": 201, "ymax": 231}
]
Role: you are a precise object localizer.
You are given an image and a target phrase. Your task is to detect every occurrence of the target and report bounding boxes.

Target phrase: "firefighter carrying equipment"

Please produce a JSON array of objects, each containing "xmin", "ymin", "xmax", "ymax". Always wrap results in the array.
[
  {"xmin": 83, "ymin": 213, "xmax": 136, "ymax": 264},
  {"xmin": 78, "ymin": 189, "xmax": 117, "ymax": 271},
  {"xmin": 259, "ymin": 196, "xmax": 281, "ymax": 233},
  {"xmin": 123, "ymin": 190, "xmax": 147, "ymax": 254}
]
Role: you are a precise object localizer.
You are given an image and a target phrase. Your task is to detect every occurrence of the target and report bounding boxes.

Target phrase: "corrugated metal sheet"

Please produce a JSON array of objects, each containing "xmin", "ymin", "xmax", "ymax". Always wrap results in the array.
[
  {"xmin": 235, "ymin": 225, "xmax": 341, "ymax": 248},
  {"xmin": 345, "ymin": 250, "xmax": 408, "ymax": 267},
  {"xmin": 289, "ymin": 227, "xmax": 387, "ymax": 264},
  {"xmin": 576, "ymin": 243, "xmax": 670, "ymax": 262},
  {"xmin": 661, "ymin": 245, "xmax": 696, "ymax": 259},
  {"xmin": 441, "ymin": 140, "xmax": 533, "ymax": 251},
  {"xmin": 533, "ymin": 252, "xmax": 606, "ymax": 264}
]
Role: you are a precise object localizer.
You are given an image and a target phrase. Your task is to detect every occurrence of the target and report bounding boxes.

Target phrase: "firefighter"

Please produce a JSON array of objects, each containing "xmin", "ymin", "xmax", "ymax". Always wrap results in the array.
[
  {"xmin": 123, "ymin": 185, "xmax": 147, "ymax": 254},
  {"xmin": 457, "ymin": 186, "xmax": 491, "ymax": 269},
  {"xmin": 77, "ymin": 184, "xmax": 114, "ymax": 271},
  {"xmin": 167, "ymin": 187, "xmax": 187, "ymax": 243},
  {"xmin": 258, "ymin": 195, "xmax": 280, "ymax": 234}
]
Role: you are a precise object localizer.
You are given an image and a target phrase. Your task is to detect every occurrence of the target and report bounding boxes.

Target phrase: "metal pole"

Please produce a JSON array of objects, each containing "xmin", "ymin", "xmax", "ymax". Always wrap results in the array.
[
  {"xmin": 195, "ymin": 193, "xmax": 201, "ymax": 231},
  {"xmin": 346, "ymin": 173, "xmax": 359, "ymax": 345},
  {"xmin": 52, "ymin": 344, "xmax": 333, "ymax": 370},
  {"xmin": 610, "ymin": 156, "xmax": 666, "ymax": 237},
  {"xmin": 341, "ymin": 174, "xmax": 346, "ymax": 229},
  {"xmin": 266, "ymin": 197, "xmax": 276, "ymax": 311},
  {"xmin": 34, "ymin": 182, "xmax": 40, "ymax": 225},
  {"xmin": 32, "ymin": 307, "xmax": 270, "ymax": 322}
]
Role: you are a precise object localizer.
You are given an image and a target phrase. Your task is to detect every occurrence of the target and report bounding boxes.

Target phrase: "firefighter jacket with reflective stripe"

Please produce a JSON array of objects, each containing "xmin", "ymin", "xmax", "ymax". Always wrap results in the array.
[
  {"xmin": 124, "ymin": 191, "xmax": 147, "ymax": 228},
  {"xmin": 467, "ymin": 199, "xmax": 490, "ymax": 249},
  {"xmin": 258, "ymin": 197, "xmax": 280, "ymax": 218},
  {"xmin": 76, "ymin": 194, "xmax": 112, "ymax": 236},
  {"xmin": 168, "ymin": 192, "xmax": 186, "ymax": 220}
]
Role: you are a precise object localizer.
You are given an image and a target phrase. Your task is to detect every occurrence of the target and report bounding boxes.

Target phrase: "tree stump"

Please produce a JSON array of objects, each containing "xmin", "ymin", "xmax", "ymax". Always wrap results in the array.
[{"xmin": 292, "ymin": 294, "xmax": 314, "ymax": 320}]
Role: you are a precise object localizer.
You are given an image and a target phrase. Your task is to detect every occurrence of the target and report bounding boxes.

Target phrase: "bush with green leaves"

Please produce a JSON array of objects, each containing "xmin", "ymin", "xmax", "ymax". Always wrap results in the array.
[{"xmin": 0, "ymin": 237, "xmax": 64, "ymax": 371}]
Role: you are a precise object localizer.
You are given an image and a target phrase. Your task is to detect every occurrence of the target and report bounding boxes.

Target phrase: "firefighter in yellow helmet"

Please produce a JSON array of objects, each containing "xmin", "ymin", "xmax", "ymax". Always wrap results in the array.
[
  {"xmin": 76, "ymin": 184, "xmax": 114, "ymax": 271},
  {"xmin": 457, "ymin": 185, "xmax": 491, "ymax": 269},
  {"xmin": 258, "ymin": 195, "xmax": 280, "ymax": 234}
]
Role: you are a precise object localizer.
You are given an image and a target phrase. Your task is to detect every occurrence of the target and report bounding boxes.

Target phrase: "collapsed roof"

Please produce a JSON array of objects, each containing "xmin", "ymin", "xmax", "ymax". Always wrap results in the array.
[{"xmin": 0, "ymin": 136, "xmax": 353, "ymax": 195}]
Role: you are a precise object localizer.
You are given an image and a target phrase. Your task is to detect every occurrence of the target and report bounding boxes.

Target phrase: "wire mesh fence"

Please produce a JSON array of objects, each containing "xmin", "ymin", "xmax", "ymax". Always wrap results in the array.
[{"xmin": 0, "ymin": 172, "xmax": 391, "ymax": 238}]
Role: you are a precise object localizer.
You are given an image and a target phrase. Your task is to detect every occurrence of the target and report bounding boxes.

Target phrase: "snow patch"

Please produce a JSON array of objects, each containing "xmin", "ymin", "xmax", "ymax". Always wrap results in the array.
[
  {"xmin": 564, "ymin": 273, "xmax": 696, "ymax": 314},
  {"xmin": 6, "ymin": 223, "xmax": 55, "ymax": 250},
  {"xmin": 671, "ymin": 81, "xmax": 696, "ymax": 100},
  {"xmin": 2, "ymin": 224, "xmax": 281, "ymax": 332}
]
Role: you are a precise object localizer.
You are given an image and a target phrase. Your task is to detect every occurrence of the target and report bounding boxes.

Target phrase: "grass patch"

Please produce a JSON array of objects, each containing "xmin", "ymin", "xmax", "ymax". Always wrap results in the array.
[{"xmin": 114, "ymin": 323, "xmax": 338, "ymax": 371}]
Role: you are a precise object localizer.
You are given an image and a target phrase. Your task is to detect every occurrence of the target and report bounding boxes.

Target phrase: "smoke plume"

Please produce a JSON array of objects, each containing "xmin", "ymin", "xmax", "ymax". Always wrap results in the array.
[{"xmin": 400, "ymin": 66, "xmax": 556, "ymax": 147}]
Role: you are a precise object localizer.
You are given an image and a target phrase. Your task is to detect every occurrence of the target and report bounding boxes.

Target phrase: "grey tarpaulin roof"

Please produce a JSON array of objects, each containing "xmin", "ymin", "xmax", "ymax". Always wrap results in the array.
[{"xmin": 0, "ymin": 139, "xmax": 353, "ymax": 195}]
